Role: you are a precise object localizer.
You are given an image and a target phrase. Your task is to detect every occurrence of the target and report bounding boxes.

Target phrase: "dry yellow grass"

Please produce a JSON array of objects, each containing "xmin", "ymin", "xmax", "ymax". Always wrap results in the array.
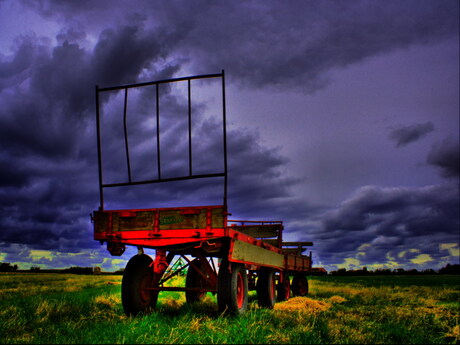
[
  {"xmin": 445, "ymin": 324, "xmax": 459, "ymax": 343},
  {"xmin": 63, "ymin": 286, "xmax": 80, "ymax": 292},
  {"xmin": 1, "ymin": 305, "xmax": 20, "ymax": 323},
  {"xmin": 274, "ymin": 297, "xmax": 331, "ymax": 313},
  {"xmin": 94, "ymin": 294, "xmax": 121, "ymax": 308},
  {"xmin": 35, "ymin": 300, "xmax": 52, "ymax": 323},
  {"xmin": 90, "ymin": 293, "xmax": 124, "ymax": 321},
  {"xmin": 266, "ymin": 330, "xmax": 291, "ymax": 343},
  {"xmin": 329, "ymin": 295, "xmax": 347, "ymax": 304},
  {"xmin": 161, "ymin": 297, "xmax": 184, "ymax": 309},
  {"xmin": 188, "ymin": 316, "xmax": 204, "ymax": 333},
  {"xmin": 311, "ymin": 284, "xmax": 366, "ymax": 298}
]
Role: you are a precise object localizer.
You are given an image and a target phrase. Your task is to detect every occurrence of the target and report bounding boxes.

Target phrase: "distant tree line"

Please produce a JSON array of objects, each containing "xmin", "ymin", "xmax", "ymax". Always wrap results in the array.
[
  {"xmin": 0, "ymin": 262, "xmax": 18, "ymax": 272},
  {"xmin": 62, "ymin": 266, "xmax": 101, "ymax": 275},
  {"xmin": 1, "ymin": 262, "xmax": 458, "ymax": 275},
  {"xmin": 0, "ymin": 263, "xmax": 103, "ymax": 274},
  {"xmin": 328, "ymin": 263, "xmax": 460, "ymax": 276}
]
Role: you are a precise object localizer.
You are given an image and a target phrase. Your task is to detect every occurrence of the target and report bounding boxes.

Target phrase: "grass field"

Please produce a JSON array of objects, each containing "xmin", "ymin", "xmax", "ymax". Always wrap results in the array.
[{"xmin": 0, "ymin": 272, "xmax": 458, "ymax": 344}]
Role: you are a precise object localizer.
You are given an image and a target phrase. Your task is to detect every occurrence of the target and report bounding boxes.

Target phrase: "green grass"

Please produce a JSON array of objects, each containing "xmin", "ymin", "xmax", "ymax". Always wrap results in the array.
[{"xmin": 0, "ymin": 273, "xmax": 458, "ymax": 344}]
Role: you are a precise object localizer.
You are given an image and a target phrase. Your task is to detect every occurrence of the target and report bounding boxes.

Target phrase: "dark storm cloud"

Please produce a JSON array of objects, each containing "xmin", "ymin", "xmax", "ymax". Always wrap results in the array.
[
  {"xmin": 0, "ymin": 24, "xmax": 175, "ymax": 252},
  {"xmin": 427, "ymin": 137, "xmax": 460, "ymax": 178},
  {"xmin": 321, "ymin": 184, "xmax": 458, "ymax": 236},
  {"xmin": 311, "ymin": 184, "xmax": 459, "ymax": 267},
  {"xmin": 167, "ymin": 0, "xmax": 458, "ymax": 90},
  {"xmin": 22, "ymin": 0, "xmax": 459, "ymax": 91},
  {"xmin": 0, "ymin": 158, "xmax": 30, "ymax": 187},
  {"xmin": 387, "ymin": 122, "xmax": 434, "ymax": 147},
  {"xmin": 226, "ymin": 127, "xmax": 308, "ymax": 221},
  {"xmin": 0, "ymin": 23, "xmax": 175, "ymax": 163},
  {"xmin": 0, "ymin": 168, "xmax": 99, "ymax": 251},
  {"xmin": 0, "ymin": 35, "xmax": 40, "ymax": 85},
  {"xmin": 91, "ymin": 25, "xmax": 176, "ymax": 87}
]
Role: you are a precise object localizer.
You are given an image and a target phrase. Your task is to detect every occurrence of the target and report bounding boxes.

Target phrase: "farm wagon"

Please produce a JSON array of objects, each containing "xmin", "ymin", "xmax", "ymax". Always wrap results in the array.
[{"xmin": 91, "ymin": 71, "xmax": 313, "ymax": 316}]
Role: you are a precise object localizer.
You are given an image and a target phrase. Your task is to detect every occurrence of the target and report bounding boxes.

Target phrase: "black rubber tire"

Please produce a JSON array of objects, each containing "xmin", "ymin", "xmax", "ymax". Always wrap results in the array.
[
  {"xmin": 122, "ymin": 254, "xmax": 158, "ymax": 316},
  {"xmin": 185, "ymin": 259, "xmax": 207, "ymax": 303},
  {"xmin": 257, "ymin": 267, "xmax": 276, "ymax": 309},
  {"xmin": 277, "ymin": 276, "xmax": 291, "ymax": 302},
  {"xmin": 217, "ymin": 261, "xmax": 248, "ymax": 315},
  {"xmin": 292, "ymin": 274, "xmax": 309, "ymax": 297}
]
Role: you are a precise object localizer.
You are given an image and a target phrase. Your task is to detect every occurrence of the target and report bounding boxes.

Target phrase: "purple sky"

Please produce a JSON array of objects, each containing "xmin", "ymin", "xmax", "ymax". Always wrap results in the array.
[{"xmin": 0, "ymin": 0, "xmax": 458, "ymax": 272}]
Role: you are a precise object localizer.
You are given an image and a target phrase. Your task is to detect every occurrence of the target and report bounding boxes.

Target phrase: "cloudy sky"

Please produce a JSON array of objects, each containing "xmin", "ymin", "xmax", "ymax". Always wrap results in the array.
[{"xmin": 0, "ymin": 0, "xmax": 458, "ymax": 272}]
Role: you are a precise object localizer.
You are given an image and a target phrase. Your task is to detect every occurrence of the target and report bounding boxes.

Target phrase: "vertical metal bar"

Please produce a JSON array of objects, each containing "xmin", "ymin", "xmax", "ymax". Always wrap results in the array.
[
  {"xmin": 95, "ymin": 85, "xmax": 104, "ymax": 210},
  {"xmin": 123, "ymin": 88, "xmax": 132, "ymax": 182},
  {"xmin": 221, "ymin": 70, "xmax": 228, "ymax": 207},
  {"xmin": 156, "ymin": 84, "xmax": 161, "ymax": 179},
  {"xmin": 188, "ymin": 79, "xmax": 192, "ymax": 176}
]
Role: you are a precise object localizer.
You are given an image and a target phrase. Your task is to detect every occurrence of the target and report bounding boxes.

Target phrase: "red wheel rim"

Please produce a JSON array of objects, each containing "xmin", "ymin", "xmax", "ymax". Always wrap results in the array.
[
  {"xmin": 284, "ymin": 280, "xmax": 290, "ymax": 300},
  {"xmin": 236, "ymin": 271, "xmax": 244, "ymax": 309}
]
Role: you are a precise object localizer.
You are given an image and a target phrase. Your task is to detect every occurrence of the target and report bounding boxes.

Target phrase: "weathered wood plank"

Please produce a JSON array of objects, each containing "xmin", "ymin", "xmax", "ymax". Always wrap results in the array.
[{"xmin": 230, "ymin": 240, "xmax": 284, "ymax": 268}]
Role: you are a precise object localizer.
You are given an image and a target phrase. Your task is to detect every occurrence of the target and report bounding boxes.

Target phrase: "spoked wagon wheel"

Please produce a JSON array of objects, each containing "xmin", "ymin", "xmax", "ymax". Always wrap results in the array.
[
  {"xmin": 185, "ymin": 259, "xmax": 207, "ymax": 303},
  {"xmin": 217, "ymin": 261, "xmax": 248, "ymax": 315},
  {"xmin": 122, "ymin": 254, "xmax": 158, "ymax": 316},
  {"xmin": 257, "ymin": 267, "xmax": 276, "ymax": 308},
  {"xmin": 292, "ymin": 273, "xmax": 309, "ymax": 297},
  {"xmin": 277, "ymin": 276, "xmax": 291, "ymax": 302}
]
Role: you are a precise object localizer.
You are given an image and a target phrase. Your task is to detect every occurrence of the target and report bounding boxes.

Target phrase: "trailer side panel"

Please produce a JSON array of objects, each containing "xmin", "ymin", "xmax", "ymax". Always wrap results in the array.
[{"xmin": 229, "ymin": 239, "xmax": 285, "ymax": 269}]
